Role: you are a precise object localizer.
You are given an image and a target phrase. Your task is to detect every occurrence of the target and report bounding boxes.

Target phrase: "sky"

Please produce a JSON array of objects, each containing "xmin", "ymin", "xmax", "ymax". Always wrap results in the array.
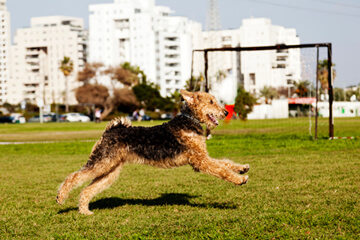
[{"xmin": 6, "ymin": 0, "xmax": 360, "ymax": 88}]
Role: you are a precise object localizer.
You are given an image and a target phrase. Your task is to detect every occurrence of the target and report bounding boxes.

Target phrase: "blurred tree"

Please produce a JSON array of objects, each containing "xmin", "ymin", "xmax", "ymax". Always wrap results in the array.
[
  {"xmin": 168, "ymin": 91, "xmax": 182, "ymax": 114},
  {"xmin": 76, "ymin": 62, "xmax": 144, "ymax": 119},
  {"xmin": 333, "ymin": 88, "xmax": 345, "ymax": 101},
  {"xmin": 294, "ymin": 80, "xmax": 311, "ymax": 97},
  {"xmin": 77, "ymin": 62, "xmax": 103, "ymax": 84},
  {"xmin": 75, "ymin": 84, "xmax": 109, "ymax": 107},
  {"xmin": 2, "ymin": 102, "xmax": 16, "ymax": 113},
  {"xmin": 132, "ymin": 83, "xmax": 163, "ymax": 111},
  {"xmin": 260, "ymin": 86, "xmax": 279, "ymax": 104},
  {"xmin": 185, "ymin": 74, "xmax": 203, "ymax": 92},
  {"xmin": 276, "ymin": 87, "xmax": 289, "ymax": 98},
  {"xmin": 59, "ymin": 56, "xmax": 73, "ymax": 112},
  {"xmin": 103, "ymin": 66, "xmax": 138, "ymax": 86},
  {"xmin": 234, "ymin": 86, "xmax": 257, "ymax": 120},
  {"xmin": 114, "ymin": 87, "xmax": 140, "ymax": 113},
  {"xmin": 132, "ymin": 82, "xmax": 181, "ymax": 112},
  {"xmin": 121, "ymin": 62, "xmax": 147, "ymax": 84},
  {"xmin": 345, "ymin": 88, "xmax": 360, "ymax": 101},
  {"xmin": 318, "ymin": 60, "xmax": 336, "ymax": 92}
]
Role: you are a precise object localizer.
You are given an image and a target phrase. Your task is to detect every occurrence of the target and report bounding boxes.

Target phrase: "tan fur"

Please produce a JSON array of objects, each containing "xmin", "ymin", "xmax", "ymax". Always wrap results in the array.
[
  {"xmin": 57, "ymin": 90, "xmax": 250, "ymax": 215},
  {"xmin": 105, "ymin": 117, "xmax": 132, "ymax": 131}
]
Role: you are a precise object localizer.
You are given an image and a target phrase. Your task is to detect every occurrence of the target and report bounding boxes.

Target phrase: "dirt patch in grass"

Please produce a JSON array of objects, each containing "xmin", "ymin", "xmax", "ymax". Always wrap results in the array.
[{"xmin": 0, "ymin": 130, "xmax": 102, "ymax": 142}]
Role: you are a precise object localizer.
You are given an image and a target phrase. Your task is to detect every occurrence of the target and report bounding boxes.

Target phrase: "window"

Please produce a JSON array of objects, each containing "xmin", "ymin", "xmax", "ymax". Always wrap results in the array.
[
  {"xmin": 221, "ymin": 36, "xmax": 231, "ymax": 41},
  {"xmin": 249, "ymin": 73, "xmax": 255, "ymax": 85}
]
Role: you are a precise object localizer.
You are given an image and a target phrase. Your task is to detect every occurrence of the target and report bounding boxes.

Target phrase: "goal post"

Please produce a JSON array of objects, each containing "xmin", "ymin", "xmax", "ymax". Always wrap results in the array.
[{"xmin": 191, "ymin": 43, "xmax": 334, "ymax": 138}]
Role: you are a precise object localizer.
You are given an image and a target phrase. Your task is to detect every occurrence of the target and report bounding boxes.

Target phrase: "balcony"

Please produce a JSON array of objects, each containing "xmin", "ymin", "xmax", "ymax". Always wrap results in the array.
[
  {"xmin": 276, "ymin": 49, "xmax": 289, "ymax": 57},
  {"xmin": 164, "ymin": 37, "xmax": 179, "ymax": 45},
  {"xmin": 164, "ymin": 45, "xmax": 179, "ymax": 50},
  {"xmin": 165, "ymin": 58, "xmax": 180, "ymax": 65},
  {"xmin": 164, "ymin": 48, "xmax": 179, "ymax": 55},
  {"xmin": 26, "ymin": 57, "xmax": 39, "ymax": 64},
  {"xmin": 165, "ymin": 70, "xmax": 181, "ymax": 78},
  {"xmin": 165, "ymin": 54, "xmax": 179, "ymax": 59},
  {"xmin": 114, "ymin": 19, "xmax": 130, "ymax": 30},
  {"xmin": 26, "ymin": 50, "xmax": 40, "ymax": 56},
  {"xmin": 276, "ymin": 55, "xmax": 288, "ymax": 62},
  {"xmin": 165, "ymin": 62, "xmax": 180, "ymax": 67}
]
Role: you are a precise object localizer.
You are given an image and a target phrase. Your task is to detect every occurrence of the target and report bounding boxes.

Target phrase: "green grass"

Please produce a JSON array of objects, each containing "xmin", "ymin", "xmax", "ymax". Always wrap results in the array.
[{"xmin": 0, "ymin": 119, "xmax": 360, "ymax": 239}]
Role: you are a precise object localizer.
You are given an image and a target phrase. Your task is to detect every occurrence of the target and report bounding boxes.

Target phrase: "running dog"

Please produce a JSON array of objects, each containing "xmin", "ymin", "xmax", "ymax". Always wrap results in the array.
[{"xmin": 56, "ymin": 89, "xmax": 250, "ymax": 215}]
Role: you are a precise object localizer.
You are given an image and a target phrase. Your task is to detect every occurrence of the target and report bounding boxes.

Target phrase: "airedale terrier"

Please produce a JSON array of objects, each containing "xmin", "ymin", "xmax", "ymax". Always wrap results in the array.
[{"xmin": 56, "ymin": 89, "xmax": 250, "ymax": 215}]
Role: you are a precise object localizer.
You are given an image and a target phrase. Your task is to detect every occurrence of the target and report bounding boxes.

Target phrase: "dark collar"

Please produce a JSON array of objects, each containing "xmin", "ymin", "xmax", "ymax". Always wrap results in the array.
[{"xmin": 182, "ymin": 113, "xmax": 200, "ymax": 124}]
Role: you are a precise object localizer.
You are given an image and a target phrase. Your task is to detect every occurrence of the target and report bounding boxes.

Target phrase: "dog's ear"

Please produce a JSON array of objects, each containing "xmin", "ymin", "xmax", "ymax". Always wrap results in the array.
[{"xmin": 180, "ymin": 89, "xmax": 195, "ymax": 104}]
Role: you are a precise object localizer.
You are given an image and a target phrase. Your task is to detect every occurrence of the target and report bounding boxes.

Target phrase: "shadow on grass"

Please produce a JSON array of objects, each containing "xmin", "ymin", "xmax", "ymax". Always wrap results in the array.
[{"xmin": 58, "ymin": 193, "xmax": 237, "ymax": 214}]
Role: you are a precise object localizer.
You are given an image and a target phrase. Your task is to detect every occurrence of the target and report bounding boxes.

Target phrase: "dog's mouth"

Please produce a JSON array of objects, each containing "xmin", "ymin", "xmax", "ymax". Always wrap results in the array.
[{"xmin": 207, "ymin": 114, "xmax": 219, "ymax": 126}]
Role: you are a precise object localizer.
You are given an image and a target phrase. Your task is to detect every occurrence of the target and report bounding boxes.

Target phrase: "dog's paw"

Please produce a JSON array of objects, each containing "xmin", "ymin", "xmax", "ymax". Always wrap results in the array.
[
  {"xmin": 243, "ymin": 175, "xmax": 249, "ymax": 184},
  {"xmin": 56, "ymin": 195, "xmax": 64, "ymax": 205},
  {"xmin": 79, "ymin": 209, "xmax": 94, "ymax": 215},
  {"xmin": 79, "ymin": 206, "xmax": 94, "ymax": 215},
  {"xmin": 234, "ymin": 175, "xmax": 249, "ymax": 186},
  {"xmin": 238, "ymin": 164, "xmax": 250, "ymax": 174}
]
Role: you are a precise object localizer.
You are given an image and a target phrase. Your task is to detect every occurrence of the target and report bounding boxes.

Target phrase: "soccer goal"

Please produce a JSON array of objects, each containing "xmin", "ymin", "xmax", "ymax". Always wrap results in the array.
[{"xmin": 191, "ymin": 43, "xmax": 334, "ymax": 139}]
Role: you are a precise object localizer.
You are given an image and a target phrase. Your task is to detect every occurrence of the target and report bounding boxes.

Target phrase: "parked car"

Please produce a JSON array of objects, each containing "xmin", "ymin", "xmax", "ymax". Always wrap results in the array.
[
  {"xmin": 0, "ymin": 114, "xmax": 26, "ymax": 123},
  {"xmin": 11, "ymin": 113, "xmax": 26, "ymax": 123},
  {"xmin": 142, "ymin": 114, "xmax": 152, "ymax": 121},
  {"xmin": 28, "ymin": 114, "xmax": 54, "ymax": 123},
  {"xmin": 161, "ymin": 113, "xmax": 173, "ymax": 120},
  {"xmin": 127, "ymin": 114, "xmax": 152, "ymax": 121},
  {"xmin": 60, "ymin": 113, "xmax": 91, "ymax": 122},
  {"xmin": 0, "ymin": 116, "xmax": 14, "ymax": 123}
]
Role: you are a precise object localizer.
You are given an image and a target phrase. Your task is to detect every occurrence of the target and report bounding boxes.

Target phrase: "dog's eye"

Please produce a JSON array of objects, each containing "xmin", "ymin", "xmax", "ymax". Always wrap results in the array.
[{"xmin": 210, "ymin": 100, "xmax": 213, "ymax": 104}]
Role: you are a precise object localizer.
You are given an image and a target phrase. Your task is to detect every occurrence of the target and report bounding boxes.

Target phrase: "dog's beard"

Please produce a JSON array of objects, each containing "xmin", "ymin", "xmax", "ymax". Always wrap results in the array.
[
  {"xmin": 206, "ymin": 114, "xmax": 219, "ymax": 130},
  {"xmin": 207, "ymin": 114, "xmax": 219, "ymax": 126}
]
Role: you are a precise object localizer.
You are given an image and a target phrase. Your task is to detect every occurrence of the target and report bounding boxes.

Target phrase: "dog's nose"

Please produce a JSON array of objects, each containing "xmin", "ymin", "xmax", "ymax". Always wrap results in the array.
[{"xmin": 224, "ymin": 110, "xmax": 228, "ymax": 117}]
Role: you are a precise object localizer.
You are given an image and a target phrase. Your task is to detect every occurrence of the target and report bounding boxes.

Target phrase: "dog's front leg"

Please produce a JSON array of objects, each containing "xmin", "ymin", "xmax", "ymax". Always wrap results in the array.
[
  {"xmin": 188, "ymin": 154, "xmax": 248, "ymax": 185},
  {"xmin": 216, "ymin": 158, "xmax": 250, "ymax": 174}
]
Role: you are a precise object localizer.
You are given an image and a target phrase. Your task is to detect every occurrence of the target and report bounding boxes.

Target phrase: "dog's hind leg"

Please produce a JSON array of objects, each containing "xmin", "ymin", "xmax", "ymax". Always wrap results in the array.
[
  {"xmin": 190, "ymin": 156, "xmax": 249, "ymax": 185},
  {"xmin": 56, "ymin": 157, "xmax": 119, "ymax": 205},
  {"xmin": 78, "ymin": 163, "xmax": 123, "ymax": 215},
  {"xmin": 56, "ymin": 167, "xmax": 96, "ymax": 205}
]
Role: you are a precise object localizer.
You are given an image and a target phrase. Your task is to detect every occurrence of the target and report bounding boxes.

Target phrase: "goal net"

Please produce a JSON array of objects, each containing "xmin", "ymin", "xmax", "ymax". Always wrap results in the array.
[{"xmin": 191, "ymin": 44, "xmax": 333, "ymax": 139}]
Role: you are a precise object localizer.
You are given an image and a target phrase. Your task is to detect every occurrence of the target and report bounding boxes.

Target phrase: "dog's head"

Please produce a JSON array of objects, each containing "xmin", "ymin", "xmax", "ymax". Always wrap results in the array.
[{"xmin": 180, "ymin": 89, "xmax": 228, "ymax": 129}]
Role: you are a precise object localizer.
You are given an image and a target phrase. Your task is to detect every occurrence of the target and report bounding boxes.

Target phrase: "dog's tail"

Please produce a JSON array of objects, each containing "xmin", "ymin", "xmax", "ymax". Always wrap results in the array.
[{"xmin": 105, "ymin": 117, "xmax": 132, "ymax": 132}]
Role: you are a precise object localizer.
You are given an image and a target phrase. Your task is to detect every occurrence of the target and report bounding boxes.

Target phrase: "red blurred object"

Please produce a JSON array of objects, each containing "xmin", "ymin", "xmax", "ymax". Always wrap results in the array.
[
  {"xmin": 288, "ymin": 97, "xmax": 316, "ymax": 104},
  {"xmin": 225, "ymin": 104, "xmax": 235, "ymax": 121}
]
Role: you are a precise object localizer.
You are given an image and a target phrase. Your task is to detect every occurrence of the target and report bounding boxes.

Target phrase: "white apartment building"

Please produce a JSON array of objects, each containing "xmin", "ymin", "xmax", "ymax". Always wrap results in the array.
[
  {"xmin": 239, "ymin": 18, "xmax": 301, "ymax": 95},
  {"xmin": 8, "ymin": 16, "xmax": 87, "ymax": 105},
  {"xmin": 89, "ymin": 0, "xmax": 202, "ymax": 96},
  {"xmin": 200, "ymin": 18, "xmax": 301, "ymax": 103},
  {"xmin": 0, "ymin": 0, "xmax": 10, "ymax": 104}
]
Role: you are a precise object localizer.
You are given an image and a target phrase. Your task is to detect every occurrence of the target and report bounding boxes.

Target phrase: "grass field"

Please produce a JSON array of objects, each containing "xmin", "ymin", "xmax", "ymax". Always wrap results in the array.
[{"xmin": 0, "ymin": 119, "xmax": 360, "ymax": 239}]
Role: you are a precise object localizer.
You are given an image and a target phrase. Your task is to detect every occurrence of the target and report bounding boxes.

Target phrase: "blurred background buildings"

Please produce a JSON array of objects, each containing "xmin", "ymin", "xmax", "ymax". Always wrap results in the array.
[
  {"xmin": 7, "ymin": 16, "xmax": 87, "ymax": 105},
  {"xmin": 0, "ymin": 0, "xmax": 10, "ymax": 105},
  {"xmin": 3, "ymin": 0, "xmax": 302, "ymax": 106}
]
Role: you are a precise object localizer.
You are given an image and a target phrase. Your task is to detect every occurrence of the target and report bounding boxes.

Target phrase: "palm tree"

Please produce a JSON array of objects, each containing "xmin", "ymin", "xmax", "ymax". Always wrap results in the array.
[
  {"xmin": 60, "ymin": 56, "xmax": 74, "ymax": 112},
  {"xmin": 318, "ymin": 60, "xmax": 336, "ymax": 93},
  {"xmin": 260, "ymin": 86, "xmax": 279, "ymax": 104},
  {"xmin": 294, "ymin": 80, "xmax": 311, "ymax": 97}
]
